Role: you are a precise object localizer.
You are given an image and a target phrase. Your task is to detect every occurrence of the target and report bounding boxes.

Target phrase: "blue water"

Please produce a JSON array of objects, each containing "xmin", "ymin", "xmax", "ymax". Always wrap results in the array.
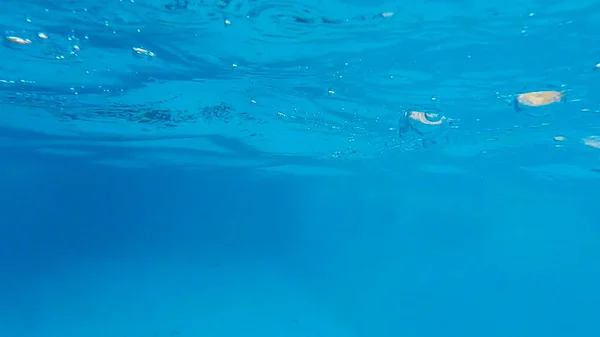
[{"xmin": 1, "ymin": 0, "xmax": 600, "ymax": 336}]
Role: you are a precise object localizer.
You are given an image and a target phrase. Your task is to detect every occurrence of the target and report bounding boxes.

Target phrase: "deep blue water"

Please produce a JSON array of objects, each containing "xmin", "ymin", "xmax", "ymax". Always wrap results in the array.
[{"xmin": 1, "ymin": 0, "xmax": 600, "ymax": 336}]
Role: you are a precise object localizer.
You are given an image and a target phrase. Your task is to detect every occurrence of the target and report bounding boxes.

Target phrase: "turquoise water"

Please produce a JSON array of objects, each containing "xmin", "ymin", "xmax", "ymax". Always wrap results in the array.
[{"xmin": 1, "ymin": 0, "xmax": 599, "ymax": 336}]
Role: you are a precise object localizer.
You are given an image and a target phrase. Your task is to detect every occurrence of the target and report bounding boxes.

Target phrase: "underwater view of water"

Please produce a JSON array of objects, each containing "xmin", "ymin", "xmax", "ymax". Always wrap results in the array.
[{"xmin": 1, "ymin": 0, "xmax": 599, "ymax": 336}]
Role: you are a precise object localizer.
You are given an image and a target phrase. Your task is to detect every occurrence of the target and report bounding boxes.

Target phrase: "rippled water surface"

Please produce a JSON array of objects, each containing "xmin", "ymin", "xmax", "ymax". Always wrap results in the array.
[{"xmin": 2, "ymin": 0, "xmax": 599, "ymax": 174}]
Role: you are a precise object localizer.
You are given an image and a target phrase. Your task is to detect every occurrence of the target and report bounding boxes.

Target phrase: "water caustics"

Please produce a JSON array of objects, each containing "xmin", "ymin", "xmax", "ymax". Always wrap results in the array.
[{"xmin": 1, "ymin": 0, "xmax": 599, "ymax": 175}]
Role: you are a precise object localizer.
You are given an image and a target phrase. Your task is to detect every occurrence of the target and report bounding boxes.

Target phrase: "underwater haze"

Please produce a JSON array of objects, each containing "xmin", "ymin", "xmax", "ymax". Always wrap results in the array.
[{"xmin": 1, "ymin": 0, "xmax": 600, "ymax": 336}]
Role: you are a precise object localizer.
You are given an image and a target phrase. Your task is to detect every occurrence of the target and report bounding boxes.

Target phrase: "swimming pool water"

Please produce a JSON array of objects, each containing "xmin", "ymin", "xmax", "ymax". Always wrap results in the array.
[{"xmin": 1, "ymin": 0, "xmax": 599, "ymax": 336}]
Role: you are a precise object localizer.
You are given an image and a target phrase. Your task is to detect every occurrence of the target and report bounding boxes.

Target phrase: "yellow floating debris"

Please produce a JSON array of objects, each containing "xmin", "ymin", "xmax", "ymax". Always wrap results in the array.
[
  {"xmin": 513, "ymin": 90, "xmax": 564, "ymax": 116},
  {"xmin": 516, "ymin": 90, "xmax": 563, "ymax": 107}
]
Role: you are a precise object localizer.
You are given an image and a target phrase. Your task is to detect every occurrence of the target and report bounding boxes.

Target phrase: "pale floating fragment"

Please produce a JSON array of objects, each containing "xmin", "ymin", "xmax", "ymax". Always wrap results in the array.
[
  {"xmin": 398, "ymin": 110, "xmax": 449, "ymax": 147},
  {"xmin": 583, "ymin": 136, "xmax": 600, "ymax": 149},
  {"xmin": 5, "ymin": 36, "xmax": 32, "ymax": 45},
  {"xmin": 407, "ymin": 111, "xmax": 446, "ymax": 126},
  {"xmin": 132, "ymin": 47, "xmax": 155, "ymax": 58}
]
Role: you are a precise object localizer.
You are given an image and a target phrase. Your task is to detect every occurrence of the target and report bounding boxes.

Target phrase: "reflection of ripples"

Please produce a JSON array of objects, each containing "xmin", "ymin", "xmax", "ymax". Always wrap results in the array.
[
  {"xmin": 3, "ymin": 0, "xmax": 599, "ymax": 168},
  {"xmin": 241, "ymin": 0, "xmax": 392, "ymax": 45},
  {"xmin": 245, "ymin": 1, "xmax": 328, "ymax": 42},
  {"xmin": 1, "ymin": 91, "xmax": 256, "ymax": 129}
]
